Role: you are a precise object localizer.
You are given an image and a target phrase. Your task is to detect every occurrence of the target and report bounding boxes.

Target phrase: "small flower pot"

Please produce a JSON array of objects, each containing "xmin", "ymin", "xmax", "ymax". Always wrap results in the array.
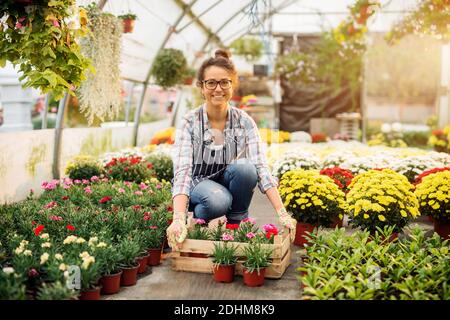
[
  {"xmin": 122, "ymin": 19, "xmax": 135, "ymax": 33},
  {"xmin": 147, "ymin": 248, "xmax": 162, "ymax": 266},
  {"xmin": 100, "ymin": 270, "xmax": 122, "ymax": 295},
  {"xmin": 121, "ymin": 264, "xmax": 139, "ymax": 286},
  {"xmin": 243, "ymin": 268, "xmax": 266, "ymax": 287},
  {"xmin": 434, "ymin": 220, "xmax": 450, "ymax": 240},
  {"xmin": 79, "ymin": 286, "xmax": 101, "ymax": 300},
  {"xmin": 137, "ymin": 254, "xmax": 149, "ymax": 274},
  {"xmin": 294, "ymin": 222, "xmax": 316, "ymax": 246},
  {"xmin": 183, "ymin": 77, "xmax": 194, "ymax": 85},
  {"xmin": 213, "ymin": 264, "xmax": 235, "ymax": 283}
]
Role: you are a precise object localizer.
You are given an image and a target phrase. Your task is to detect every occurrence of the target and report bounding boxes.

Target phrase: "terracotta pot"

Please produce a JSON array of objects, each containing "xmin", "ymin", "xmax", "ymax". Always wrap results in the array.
[
  {"xmin": 147, "ymin": 248, "xmax": 162, "ymax": 266},
  {"xmin": 183, "ymin": 77, "xmax": 194, "ymax": 85},
  {"xmin": 434, "ymin": 221, "xmax": 450, "ymax": 240},
  {"xmin": 79, "ymin": 286, "xmax": 101, "ymax": 300},
  {"xmin": 137, "ymin": 254, "xmax": 149, "ymax": 274},
  {"xmin": 213, "ymin": 264, "xmax": 235, "ymax": 283},
  {"xmin": 121, "ymin": 264, "xmax": 139, "ymax": 286},
  {"xmin": 122, "ymin": 19, "xmax": 135, "ymax": 33},
  {"xmin": 428, "ymin": 215, "xmax": 434, "ymax": 223},
  {"xmin": 243, "ymin": 268, "xmax": 266, "ymax": 287},
  {"xmin": 329, "ymin": 216, "xmax": 343, "ymax": 228},
  {"xmin": 100, "ymin": 270, "xmax": 122, "ymax": 295},
  {"xmin": 294, "ymin": 222, "xmax": 317, "ymax": 246}
]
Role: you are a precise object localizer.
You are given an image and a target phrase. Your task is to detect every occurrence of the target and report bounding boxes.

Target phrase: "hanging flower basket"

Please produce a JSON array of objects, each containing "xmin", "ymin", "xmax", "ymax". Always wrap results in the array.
[{"xmin": 118, "ymin": 14, "xmax": 137, "ymax": 34}]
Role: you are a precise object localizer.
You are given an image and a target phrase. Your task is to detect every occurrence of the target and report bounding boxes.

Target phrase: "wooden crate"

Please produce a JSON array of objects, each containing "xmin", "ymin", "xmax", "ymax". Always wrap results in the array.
[{"xmin": 171, "ymin": 230, "xmax": 291, "ymax": 279}]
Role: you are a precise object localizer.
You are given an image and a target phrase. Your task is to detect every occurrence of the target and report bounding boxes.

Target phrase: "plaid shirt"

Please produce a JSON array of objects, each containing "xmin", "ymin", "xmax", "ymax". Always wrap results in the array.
[{"xmin": 171, "ymin": 105, "xmax": 278, "ymax": 199}]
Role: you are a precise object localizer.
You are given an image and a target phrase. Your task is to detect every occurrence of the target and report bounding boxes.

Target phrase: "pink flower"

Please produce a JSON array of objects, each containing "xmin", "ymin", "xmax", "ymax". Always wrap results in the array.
[
  {"xmin": 63, "ymin": 178, "xmax": 73, "ymax": 185},
  {"xmin": 44, "ymin": 201, "xmax": 58, "ymax": 209},
  {"xmin": 132, "ymin": 205, "xmax": 142, "ymax": 211},
  {"xmin": 52, "ymin": 19, "xmax": 60, "ymax": 27},
  {"xmin": 149, "ymin": 226, "xmax": 158, "ymax": 230},
  {"xmin": 124, "ymin": 181, "xmax": 132, "ymax": 187},
  {"xmin": 84, "ymin": 186, "xmax": 92, "ymax": 194},
  {"xmin": 242, "ymin": 217, "xmax": 256, "ymax": 224},
  {"xmin": 118, "ymin": 188, "xmax": 125, "ymax": 193},
  {"xmin": 156, "ymin": 184, "xmax": 162, "ymax": 189},
  {"xmin": 194, "ymin": 218, "xmax": 206, "ymax": 225},
  {"xmin": 139, "ymin": 183, "xmax": 148, "ymax": 190},
  {"xmin": 41, "ymin": 181, "xmax": 57, "ymax": 191},
  {"xmin": 262, "ymin": 223, "xmax": 278, "ymax": 233},
  {"xmin": 49, "ymin": 215, "xmax": 63, "ymax": 221},
  {"xmin": 90, "ymin": 176, "xmax": 100, "ymax": 182},
  {"xmin": 246, "ymin": 232, "xmax": 256, "ymax": 239},
  {"xmin": 134, "ymin": 191, "xmax": 143, "ymax": 196},
  {"xmin": 222, "ymin": 233, "xmax": 234, "ymax": 241},
  {"xmin": 82, "ymin": 179, "xmax": 89, "ymax": 185},
  {"xmin": 101, "ymin": 178, "xmax": 109, "ymax": 183},
  {"xmin": 74, "ymin": 179, "xmax": 81, "ymax": 184},
  {"xmin": 63, "ymin": 184, "xmax": 71, "ymax": 190}
]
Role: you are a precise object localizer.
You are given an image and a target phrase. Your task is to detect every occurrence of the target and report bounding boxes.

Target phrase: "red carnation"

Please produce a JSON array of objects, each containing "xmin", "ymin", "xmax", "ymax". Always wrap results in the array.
[
  {"xmin": 99, "ymin": 196, "xmax": 112, "ymax": 204},
  {"xmin": 31, "ymin": 220, "xmax": 36, "ymax": 225},
  {"xmin": 34, "ymin": 224, "xmax": 45, "ymax": 236},
  {"xmin": 62, "ymin": 196, "xmax": 69, "ymax": 201},
  {"xmin": 167, "ymin": 205, "xmax": 173, "ymax": 212},
  {"xmin": 226, "ymin": 223, "xmax": 240, "ymax": 230},
  {"xmin": 66, "ymin": 225, "xmax": 76, "ymax": 231}
]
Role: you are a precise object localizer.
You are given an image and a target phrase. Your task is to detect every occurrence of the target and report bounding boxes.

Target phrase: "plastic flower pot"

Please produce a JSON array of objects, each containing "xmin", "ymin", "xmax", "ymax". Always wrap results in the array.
[
  {"xmin": 121, "ymin": 264, "xmax": 139, "ymax": 286},
  {"xmin": 434, "ymin": 221, "xmax": 450, "ymax": 240},
  {"xmin": 79, "ymin": 286, "xmax": 101, "ymax": 300},
  {"xmin": 243, "ymin": 268, "xmax": 266, "ymax": 287},
  {"xmin": 147, "ymin": 248, "xmax": 162, "ymax": 266},
  {"xmin": 137, "ymin": 254, "xmax": 149, "ymax": 274},
  {"xmin": 213, "ymin": 264, "xmax": 235, "ymax": 283},
  {"xmin": 122, "ymin": 19, "xmax": 135, "ymax": 33},
  {"xmin": 100, "ymin": 270, "xmax": 123, "ymax": 295},
  {"xmin": 294, "ymin": 222, "xmax": 316, "ymax": 246}
]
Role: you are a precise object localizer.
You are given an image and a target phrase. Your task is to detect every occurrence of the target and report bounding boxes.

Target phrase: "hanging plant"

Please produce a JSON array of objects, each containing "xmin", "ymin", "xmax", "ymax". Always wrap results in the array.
[
  {"xmin": 229, "ymin": 37, "xmax": 263, "ymax": 62},
  {"xmin": 150, "ymin": 48, "xmax": 188, "ymax": 89},
  {"xmin": 118, "ymin": 13, "xmax": 137, "ymax": 33},
  {"xmin": 0, "ymin": 0, "xmax": 92, "ymax": 100},
  {"xmin": 386, "ymin": 0, "xmax": 450, "ymax": 44},
  {"xmin": 77, "ymin": 4, "xmax": 122, "ymax": 125}
]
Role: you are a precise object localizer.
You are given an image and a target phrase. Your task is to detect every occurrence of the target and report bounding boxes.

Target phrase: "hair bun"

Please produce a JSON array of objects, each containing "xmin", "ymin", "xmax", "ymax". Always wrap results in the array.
[{"xmin": 215, "ymin": 49, "xmax": 231, "ymax": 60}]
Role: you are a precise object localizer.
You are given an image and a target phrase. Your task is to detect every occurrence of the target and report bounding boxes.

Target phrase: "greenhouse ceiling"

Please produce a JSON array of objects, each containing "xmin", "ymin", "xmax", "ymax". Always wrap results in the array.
[{"xmin": 75, "ymin": 0, "xmax": 421, "ymax": 83}]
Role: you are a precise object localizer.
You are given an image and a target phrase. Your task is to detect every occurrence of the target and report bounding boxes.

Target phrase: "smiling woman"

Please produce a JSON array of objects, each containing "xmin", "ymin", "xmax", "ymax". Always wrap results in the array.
[{"xmin": 166, "ymin": 50, "xmax": 297, "ymax": 250}]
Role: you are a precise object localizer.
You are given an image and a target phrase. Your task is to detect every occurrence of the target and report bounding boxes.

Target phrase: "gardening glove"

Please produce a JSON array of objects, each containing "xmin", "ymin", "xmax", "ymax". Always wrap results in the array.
[
  {"xmin": 277, "ymin": 207, "xmax": 296, "ymax": 242},
  {"xmin": 167, "ymin": 212, "xmax": 188, "ymax": 251}
]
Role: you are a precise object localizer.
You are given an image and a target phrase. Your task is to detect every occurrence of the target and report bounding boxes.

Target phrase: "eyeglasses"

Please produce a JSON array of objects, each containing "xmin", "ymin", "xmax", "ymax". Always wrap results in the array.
[{"xmin": 202, "ymin": 79, "xmax": 232, "ymax": 90}]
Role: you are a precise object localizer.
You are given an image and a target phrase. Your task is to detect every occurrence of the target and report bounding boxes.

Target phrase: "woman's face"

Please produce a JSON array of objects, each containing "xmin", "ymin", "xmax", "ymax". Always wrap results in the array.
[{"xmin": 201, "ymin": 66, "xmax": 233, "ymax": 109}]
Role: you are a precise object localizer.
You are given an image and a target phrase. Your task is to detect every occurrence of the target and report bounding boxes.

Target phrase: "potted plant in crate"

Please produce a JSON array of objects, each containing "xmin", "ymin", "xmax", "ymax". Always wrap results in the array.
[
  {"xmin": 211, "ymin": 241, "xmax": 238, "ymax": 283},
  {"xmin": 415, "ymin": 170, "xmax": 450, "ymax": 239},
  {"xmin": 278, "ymin": 169, "xmax": 347, "ymax": 246},
  {"xmin": 117, "ymin": 236, "xmax": 141, "ymax": 286},
  {"xmin": 347, "ymin": 169, "xmax": 420, "ymax": 240},
  {"xmin": 242, "ymin": 242, "xmax": 272, "ymax": 287},
  {"xmin": 185, "ymin": 218, "xmax": 210, "ymax": 258},
  {"xmin": 118, "ymin": 13, "xmax": 137, "ymax": 33}
]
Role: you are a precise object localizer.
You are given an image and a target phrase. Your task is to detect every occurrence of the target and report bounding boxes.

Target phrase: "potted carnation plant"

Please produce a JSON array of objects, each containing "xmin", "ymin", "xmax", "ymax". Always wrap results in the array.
[
  {"xmin": 242, "ymin": 242, "xmax": 272, "ymax": 287},
  {"xmin": 95, "ymin": 241, "xmax": 123, "ymax": 295},
  {"xmin": 415, "ymin": 170, "xmax": 450, "ymax": 239},
  {"xmin": 117, "ymin": 236, "xmax": 141, "ymax": 286},
  {"xmin": 185, "ymin": 218, "xmax": 211, "ymax": 258},
  {"xmin": 347, "ymin": 169, "xmax": 420, "ymax": 241},
  {"xmin": 144, "ymin": 226, "xmax": 165, "ymax": 266},
  {"xmin": 211, "ymin": 241, "xmax": 238, "ymax": 283},
  {"xmin": 278, "ymin": 169, "xmax": 347, "ymax": 246}
]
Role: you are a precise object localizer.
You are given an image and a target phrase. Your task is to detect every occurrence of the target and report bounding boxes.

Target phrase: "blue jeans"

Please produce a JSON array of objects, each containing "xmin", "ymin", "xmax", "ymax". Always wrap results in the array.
[{"xmin": 188, "ymin": 164, "xmax": 258, "ymax": 224}]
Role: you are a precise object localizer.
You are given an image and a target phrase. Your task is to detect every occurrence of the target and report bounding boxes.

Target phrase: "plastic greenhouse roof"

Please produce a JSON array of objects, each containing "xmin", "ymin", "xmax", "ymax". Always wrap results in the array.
[{"xmin": 75, "ymin": 0, "xmax": 420, "ymax": 83}]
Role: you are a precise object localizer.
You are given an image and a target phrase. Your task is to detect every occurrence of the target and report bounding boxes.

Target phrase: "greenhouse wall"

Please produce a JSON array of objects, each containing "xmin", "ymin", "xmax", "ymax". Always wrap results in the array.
[{"xmin": 0, "ymin": 119, "xmax": 170, "ymax": 204}]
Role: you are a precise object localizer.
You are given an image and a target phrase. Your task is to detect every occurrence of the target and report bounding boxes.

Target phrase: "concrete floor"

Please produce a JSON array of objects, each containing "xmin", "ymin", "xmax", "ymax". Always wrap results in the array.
[{"xmin": 103, "ymin": 190, "xmax": 434, "ymax": 300}]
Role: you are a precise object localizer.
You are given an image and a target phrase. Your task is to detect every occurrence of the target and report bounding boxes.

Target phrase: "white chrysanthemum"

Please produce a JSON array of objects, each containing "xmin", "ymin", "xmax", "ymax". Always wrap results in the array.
[
  {"xmin": 63, "ymin": 235, "xmax": 78, "ymax": 245},
  {"xmin": 40, "ymin": 233, "xmax": 50, "ymax": 240},
  {"xmin": 40, "ymin": 253, "xmax": 50, "ymax": 265},
  {"xmin": 3, "ymin": 267, "xmax": 15, "ymax": 274},
  {"xmin": 55, "ymin": 253, "xmax": 63, "ymax": 260},
  {"xmin": 41, "ymin": 242, "xmax": 51, "ymax": 248}
]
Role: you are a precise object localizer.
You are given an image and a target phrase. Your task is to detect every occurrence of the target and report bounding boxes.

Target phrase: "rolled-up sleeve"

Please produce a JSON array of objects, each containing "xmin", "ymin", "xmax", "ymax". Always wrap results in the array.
[
  {"xmin": 171, "ymin": 115, "xmax": 194, "ymax": 199},
  {"xmin": 245, "ymin": 116, "xmax": 278, "ymax": 193}
]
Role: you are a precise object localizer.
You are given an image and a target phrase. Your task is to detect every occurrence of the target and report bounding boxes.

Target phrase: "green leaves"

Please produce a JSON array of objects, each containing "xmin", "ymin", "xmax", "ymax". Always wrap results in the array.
[
  {"xmin": 298, "ymin": 226, "xmax": 450, "ymax": 300},
  {"xmin": 151, "ymin": 48, "xmax": 188, "ymax": 89}
]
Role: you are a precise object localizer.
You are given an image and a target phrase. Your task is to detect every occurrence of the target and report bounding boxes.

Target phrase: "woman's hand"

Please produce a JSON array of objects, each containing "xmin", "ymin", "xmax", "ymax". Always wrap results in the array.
[
  {"xmin": 277, "ymin": 207, "xmax": 296, "ymax": 242},
  {"xmin": 166, "ymin": 214, "xmax": 188, "ymax": 251}
]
